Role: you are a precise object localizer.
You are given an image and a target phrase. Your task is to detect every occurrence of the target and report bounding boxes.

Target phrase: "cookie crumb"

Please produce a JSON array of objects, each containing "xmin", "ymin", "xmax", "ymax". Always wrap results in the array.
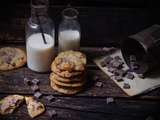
[
  {"xmin": 34, "ymin": 91, "xmax": 42, "ymax": 99},
  {"xmin": 95, "ymin": 81, "xmax": 103, "ymax": 87},
  {"xmin": 106, "ymin": 97, "xmax": 114, "ymax": 104}
]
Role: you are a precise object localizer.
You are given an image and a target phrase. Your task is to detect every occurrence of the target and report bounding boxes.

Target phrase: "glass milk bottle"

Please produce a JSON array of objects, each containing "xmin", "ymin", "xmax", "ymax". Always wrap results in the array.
[
  {"xmin": 25, "ymin": 0, "xmax": 55, "ymax": 72},
  {"xmin": 58, "ymin": 8, "xmax": 81, "ymax": 52}
]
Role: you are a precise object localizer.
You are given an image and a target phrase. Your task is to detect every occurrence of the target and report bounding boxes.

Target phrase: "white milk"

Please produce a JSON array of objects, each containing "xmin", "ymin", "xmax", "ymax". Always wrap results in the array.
[
  {"xmin": 59, "ymin": 30, "xmax": 80, "ymax": 51},
  {"xmin": 27, "ymin": 33, "xmax": 55, "ymax": 72}
]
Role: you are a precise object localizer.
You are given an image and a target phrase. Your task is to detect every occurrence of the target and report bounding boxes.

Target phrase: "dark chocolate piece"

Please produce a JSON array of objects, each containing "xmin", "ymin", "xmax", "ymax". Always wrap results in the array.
[
  {"xmin": 104, "ymin": 56, "xmax": 113, "ymax": 64},
  {"xmin": 24, "ymin": 78, "xmax": 32, "ymax": 86},
  {"xmin": 34, "ymin": 91, "xmax": 42, "ymax": 99},
  {"xmin": 95, "ymin": 81, "xmax": 103, "ymax": 87},
  {"xmin": 48, "ymin": 110, "xmax": 57, "ymax": 117},
  {"xmin": 46, "ymin": 95, "xmax": 55, "ymax": 102},
  {"xmin": 114, "ymin": 76, "xmax": 123, "ymax": 82},
  {"xmin": 123, "ymin": 83, "xmax": 131, "ymax": 89},
  {"xmin": 31, "ymin": 85, "xmax": 39, "ymax": 92},
  {"xmin": 114, "ymin": 69, "xmax": 126, "ymax": 77},
  {"xmin": 108, "ymin": 67, "xmax": 117, "ymax": 73},
  {"xmin": 32, "ymin": 79, "xmax": 40, "ymax": 85},
  {"xmin": 100, "ymin": 60, "xmax": 106, "ymax": 67},
  {"xmin": 106, "ymin": 97, "xmax": 114, "ymax": 104},
  {"xmin": 125, "ymin": 72, "xmax": 134, "ymax": 80}
]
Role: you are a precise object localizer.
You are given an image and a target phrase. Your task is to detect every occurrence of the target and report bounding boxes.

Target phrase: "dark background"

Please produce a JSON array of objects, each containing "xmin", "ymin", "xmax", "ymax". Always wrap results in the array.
[{"xmin": 0, "ymin": 0, "xmax": 159, "ymax": 46}]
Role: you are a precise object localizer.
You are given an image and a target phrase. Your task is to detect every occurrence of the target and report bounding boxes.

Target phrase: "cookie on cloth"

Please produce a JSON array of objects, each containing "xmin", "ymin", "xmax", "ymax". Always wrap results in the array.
[
  {"xmin": 50, "ymin": 72, "xmax": 84, "ymax": 83},
  {"xmin": 52, "ymin": 50, "xmax": 87, "ymax": 72},
  {"xmin": 0, "ymin": 47, "xmax": 27, "ymax": 71},
  {"xmin": 50, "ymin": 75, "xmax": 85, "ymax": 88},
  {"xmin": 50, "ymin": 80, "xmax": 82, "ymax": 95},
  {"xmin": 0, "ymin": 95, "xmax": 24, "ymax": 115}
]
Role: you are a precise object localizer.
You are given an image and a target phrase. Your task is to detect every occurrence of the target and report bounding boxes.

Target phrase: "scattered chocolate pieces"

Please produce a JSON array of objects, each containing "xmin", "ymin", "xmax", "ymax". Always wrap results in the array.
[
  {"xmin": 24, "ymin": 78, "xmax": 32, "ymax": 86},
  {"xmin": 100, "ymin": 60, "xmax": 106, "ymax": 67},
  {"xmin": 48, "ymin": 109, "xmax": 57, "ymax": 118},
  {"xmin": 125, "ymin": 72, "xmax": 134, "ymax": 80},
  {"xmin": 31, "ymin": 85, "xmax": 39, "ymax": 92},
  {"xmin": 95, "ymin": 81, "xmax": 103, "ymax": 87},
  {"xmin": 34, "ymin": 91, "xmax": 42, "ymax": 99},
  {"xmin": 123, "ymin": 83, "xmax": 131, "ymax": 89},
  {"xmin": 114, "ymin": 76, "xmax": 123, "ymax": 82},
  {"xmin": 46, "ymin": 95, "xmax": 55, "ymax": 102},
  {"xmin": 108, "ymin": 67, "xmax": 117, "ymax": 73},
  {"xmin": 106, "ymin": 97, "xmax": 114, "ymax": 104},
  {"xmin": 32, "ymin": 79, "xmax": 40, "ymax": 85}
]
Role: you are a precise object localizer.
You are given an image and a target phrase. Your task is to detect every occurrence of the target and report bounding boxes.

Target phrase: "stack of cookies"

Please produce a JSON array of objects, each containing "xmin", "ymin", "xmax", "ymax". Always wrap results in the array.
[{"xmin": 50, "ymin": 50, "xmax": 87, "ymax": 95}]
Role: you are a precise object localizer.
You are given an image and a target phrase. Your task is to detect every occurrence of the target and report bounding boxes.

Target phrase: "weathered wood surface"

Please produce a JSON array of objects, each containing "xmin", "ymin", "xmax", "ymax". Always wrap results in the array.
[{"xmin": 0, "ymin": 47, "xmax": 160, "ymax": 120}]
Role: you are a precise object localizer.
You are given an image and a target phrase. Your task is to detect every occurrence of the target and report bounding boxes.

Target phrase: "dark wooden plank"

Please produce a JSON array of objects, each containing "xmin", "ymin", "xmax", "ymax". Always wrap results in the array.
[{"xmin": 0, "ymin": 94, "xmax": 159, "ymax": 120}]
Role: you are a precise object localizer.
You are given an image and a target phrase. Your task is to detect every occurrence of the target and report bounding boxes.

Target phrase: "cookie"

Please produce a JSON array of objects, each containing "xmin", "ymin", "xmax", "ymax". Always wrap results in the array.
[
  {"xmin": 52, "ymin": 50, "xmax": 87, "ymax": 72},
  {"xmin": 51, "ymin": 62, "xmax": 83, "ymax": 78},
  {"xmin": 0, "ymin": 47, "xmax": 27, "ymax": 71},
  {"xmin": 50, "ymin": 72, "xmax": 84, "ymax": 83},
  {"xmin": 50, "ymin": 80, "xmax": 82, "ymax": 95},
  {"xmin": 25, "ymin": 96, "xmax": 45, "ymax": 118},
  {"xmin": 50, "ymin": 75, "xmax": 85, "ymax": 88},
  {"xmin": 0, "ymin": 95, "xmax": 24, "ymax": 115}
]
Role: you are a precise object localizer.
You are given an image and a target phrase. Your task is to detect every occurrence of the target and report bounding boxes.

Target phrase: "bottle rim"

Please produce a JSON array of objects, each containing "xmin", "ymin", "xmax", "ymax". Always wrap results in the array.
[{"xmin": 62, "ymin": 8, "xmax": 79, "ymax": 20}]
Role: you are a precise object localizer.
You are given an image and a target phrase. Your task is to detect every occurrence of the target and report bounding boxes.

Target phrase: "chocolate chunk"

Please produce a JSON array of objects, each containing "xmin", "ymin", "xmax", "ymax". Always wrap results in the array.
[
  {"xmin": 106, "ymin": 97, "xmax": 114, "ymax": 104},
  {"xmin": 31, "ymin": 85, "xmax": 39, "ymax": 92},
  {"xmin": 123, "ymin": 83, "xmax": 131, "ymax": 89},
  {"xmin": 95, "ymin": 81, "xmax": 103, "ymax": 87},
  {"xmin": 48, "ymin": 110, "xmax": 57, "ymax": 117},
  {"xmin": 129, "ymin": 55, "xmax": 136, "ymax": 62},
  {"xmin": 114, "ymin": 69, "xmax": 126, "ymax": 77},
  {"xmin": 24, "ymin": 78, "xmax": 32, "ymax": 86},
  {"xmin": 34, "ymin": 91, "xmax": 42, "ymax": 99},
  {"xmin": 108, "ymin": 67, "xmax": 117, "ymax": 73},
  {"xmin": 32, "ymin": 79, "xmax": 40, "ymax": 85},
  {"xmin": 125, "ymin": 72, "xmax": 134, "ymax": 80},
  {"xmin": 104, "ymin": 56, "xmax": 113, "ymax": 64},
  {"xmin": 100, "ymin": 60, "xmax": 106, "ymax": 67},
  {"xmin": 114, "ymin": 76, "xmax": 123, "ymax": 82},
  {"xmin": 46, "ymin": 95, "xmax": 55, "ymax": 102}
]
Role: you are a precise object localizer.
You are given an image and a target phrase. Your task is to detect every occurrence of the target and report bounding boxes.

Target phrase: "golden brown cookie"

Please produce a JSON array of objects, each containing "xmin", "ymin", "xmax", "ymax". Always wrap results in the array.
[
  {"xmin": 50, "ymin": 72, "xmax": 84, "ymax": 83},
  {"xmin": 0, "ymin": 47, "xmax": 27, "ymax": 71},
  {"xmin": 52, "ymin": 50, "xmax": 87, "ymax": 72},
  {"xmin": 25, "ymin": 96, "xmax": 45, "ymax": 118},
  {"xmin": 50, "ymin": 80, "xmax": 82, "ymax": 95},
  {"xmin": 50, "ymin": 75, "xmax": 85, "ymax": 88},
  {"xmin": 0, "ymin": 95, "xmax": 24, "ymax": 115},
  {"xmin": 51, "ymin": 62, "xmax": 83, "ymax": 78}
]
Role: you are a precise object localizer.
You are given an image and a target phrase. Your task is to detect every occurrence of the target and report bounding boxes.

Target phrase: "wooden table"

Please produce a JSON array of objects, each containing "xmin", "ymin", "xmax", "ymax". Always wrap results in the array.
[{"xmin": 0, "ymin": 47, "xmax": 160, "ymax": 120}]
